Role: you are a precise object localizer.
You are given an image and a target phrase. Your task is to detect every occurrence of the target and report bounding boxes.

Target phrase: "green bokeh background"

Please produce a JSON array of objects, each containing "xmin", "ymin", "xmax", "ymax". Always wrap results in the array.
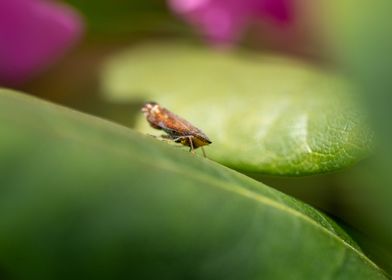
[{"xmin": 0, "ymin": 0, "xmax": 391, "ymax": 278}]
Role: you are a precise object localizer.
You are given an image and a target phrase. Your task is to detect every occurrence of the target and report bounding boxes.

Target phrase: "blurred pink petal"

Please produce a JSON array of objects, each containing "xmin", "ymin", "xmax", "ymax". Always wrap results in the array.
[
  {"xmin": 0, "ymin": 0, "xmax": 83, "ymax": 86},
  {"xmin": 169, "ymin": 0, "xmax": 293, "ymax": 44}
]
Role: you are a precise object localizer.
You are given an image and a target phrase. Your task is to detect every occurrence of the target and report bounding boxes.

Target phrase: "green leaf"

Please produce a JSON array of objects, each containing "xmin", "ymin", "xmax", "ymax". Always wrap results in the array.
[
  {"xmin": 323, "ymin": 0, "xmax": 392, "ymax": 273},
  {"xmin": 0, "ymin": 89, "xmax": 386, "ymax": 279},
  {"xmin": 64, "ymin": 0, "xmax": 185, "ymax": 37},
  {"xmin": 101, "ymin": 44, "xmax": 373, "ymax": 175}
]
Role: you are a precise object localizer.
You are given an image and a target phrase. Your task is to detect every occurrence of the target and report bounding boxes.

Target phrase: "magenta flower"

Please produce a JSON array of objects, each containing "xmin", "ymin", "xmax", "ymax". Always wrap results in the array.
[
  {"xmin": 0, "ymin": 0, "xmax": 83, "ymax": 86},
  {"xmin": 169, "ymin": 0, "xmax": 293, "ymax": 45}
]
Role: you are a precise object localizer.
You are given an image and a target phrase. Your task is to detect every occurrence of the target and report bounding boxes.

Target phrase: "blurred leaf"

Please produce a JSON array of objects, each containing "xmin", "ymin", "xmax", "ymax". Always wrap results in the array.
[
  {"xmin": 101, "ymin": 44, "xmax": 372, "ymax": 175},
  {"xmin": 0, "ymin": 89, "xmax": 387, "ymax": 279},
  {"xmin": 322, "ymin": 0, "xmax": 392, "ymax": 274},
  {"xmin": 64, "ymin": 0, "xmax": 185, "ymax": 37},
  {"xmin": 344, "ymin": 225, "xmax": 392, "ymax": 277}
]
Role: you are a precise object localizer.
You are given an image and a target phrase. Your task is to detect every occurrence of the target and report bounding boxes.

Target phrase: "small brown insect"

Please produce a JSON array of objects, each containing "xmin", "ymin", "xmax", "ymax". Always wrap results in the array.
[{"xmin": 142, "ymin": 102, "xmax": 212, "ymax": 157}]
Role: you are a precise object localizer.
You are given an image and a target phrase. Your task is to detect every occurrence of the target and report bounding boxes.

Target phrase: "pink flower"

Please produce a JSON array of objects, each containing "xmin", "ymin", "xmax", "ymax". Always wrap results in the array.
[
  {"xmin": 0, "ymin": 0, "xmax": 83, "ymax": 86},
  {"xmin": 169, "ymin": 0, "xmax": 293, "ymax": 44}
]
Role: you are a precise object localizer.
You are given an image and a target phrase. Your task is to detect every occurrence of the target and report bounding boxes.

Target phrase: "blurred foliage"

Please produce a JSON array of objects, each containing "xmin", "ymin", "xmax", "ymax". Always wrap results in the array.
[
  {"xmin": 2, "ymin": 0, "xmax": 391, "ymax": 277},
  {"xmin": 64, "ymin": 0, "xmax": 187, "ymax": 38},
  {"xmin": 101, "ymin": 43, "xmax": 372, "ymax": 175},
  {"xmin": 322, "ymin": 0, "xmax": 392, "ymax": 271},
  {"xmin": 0, "ymin": 89, "xmax": 388, "ymax": 279}
]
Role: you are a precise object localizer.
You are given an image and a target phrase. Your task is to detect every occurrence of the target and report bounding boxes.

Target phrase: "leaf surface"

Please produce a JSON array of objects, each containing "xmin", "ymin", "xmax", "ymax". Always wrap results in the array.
[
  {"xmin": 102, "ymin": 44, "xmax": 372, "ymax": 175},
  {"xmin": 0, "ymin": 89, "xmax": 386, "ymax": 279}
]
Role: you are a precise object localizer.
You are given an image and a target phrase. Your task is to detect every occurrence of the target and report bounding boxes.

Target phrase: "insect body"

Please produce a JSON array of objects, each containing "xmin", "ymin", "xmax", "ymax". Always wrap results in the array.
[{"xmin": 142, "ymin": 102, "xmax": 211, "ymax": 157}]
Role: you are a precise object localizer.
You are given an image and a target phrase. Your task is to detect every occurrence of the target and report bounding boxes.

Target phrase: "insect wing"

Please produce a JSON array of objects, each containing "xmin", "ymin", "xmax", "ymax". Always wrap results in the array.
[
  {"xmin": 151, "ymin": 107, "xmax": 193, "ymax": 135},
  {"xmin": 142, "ymin": 102, "xmax": 211, "ymax": 145}
]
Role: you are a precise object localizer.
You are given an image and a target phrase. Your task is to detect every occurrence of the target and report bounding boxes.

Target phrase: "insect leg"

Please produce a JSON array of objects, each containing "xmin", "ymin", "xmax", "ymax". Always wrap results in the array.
[
  {"xmin": 147, "ymin": 134, "xmax": 173, "ymax": 144},
  {"xmin": 187, "ymin": 136, "xmax": 195, "ymax": 154},
  {"xmin": 172, "ymin": 136, "xmax": 183, "ymax": 142},
  {"xmin": 160, "ymin": 134, "xmax": 172, "ymax": 140},
  {"xmin": 201, "ymin": 146, "xmax": 207, "ymax": 158},
  {"xmin": 171, "ymin": 136, "xmax": 196, "ymax": 155}
]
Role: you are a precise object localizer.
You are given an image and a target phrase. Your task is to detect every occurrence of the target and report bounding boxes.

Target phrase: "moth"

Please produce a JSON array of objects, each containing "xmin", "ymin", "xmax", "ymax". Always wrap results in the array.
[{"xmin": 142, "ymin": 102, "xmax": 212, "ymax": 157}]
